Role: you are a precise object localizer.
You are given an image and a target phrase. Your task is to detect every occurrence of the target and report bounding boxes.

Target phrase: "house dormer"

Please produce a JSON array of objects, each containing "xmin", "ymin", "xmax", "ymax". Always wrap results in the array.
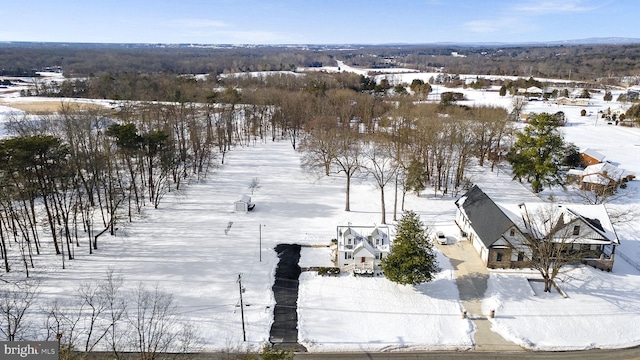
[
  {"xmin": 341, "ymin": 227, "xmax": 360, "ymax": 249},
  {"xmin": 370, "ymin": 227, "xmax": 388, "ymax": 247}
]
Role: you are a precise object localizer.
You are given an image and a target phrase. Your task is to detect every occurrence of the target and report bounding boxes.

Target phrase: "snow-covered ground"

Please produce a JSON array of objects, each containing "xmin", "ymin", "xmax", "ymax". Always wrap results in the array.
[{"xmin": 1, "ymin": 71, "xmax": 640, "ymax": 352}]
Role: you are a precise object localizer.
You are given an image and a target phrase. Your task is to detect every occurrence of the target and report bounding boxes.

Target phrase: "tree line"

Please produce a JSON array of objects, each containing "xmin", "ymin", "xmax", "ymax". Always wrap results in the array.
[
  {"xmin": 298, "ymin": 95, "xmax": 512, "ymax": 224},
  {"xmin": 3, "ymin": 42, "xmax": 640, "ymax": 83},
  {"xmin": 0, "ymin": 92, "xmax": 278, "ymax": 275}
]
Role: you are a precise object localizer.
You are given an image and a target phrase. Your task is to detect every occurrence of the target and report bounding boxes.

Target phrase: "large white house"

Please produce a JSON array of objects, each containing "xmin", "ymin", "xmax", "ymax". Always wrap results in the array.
[{"xmin": 335, "ymin": 225, "xmax": 391, "ymax": 275}]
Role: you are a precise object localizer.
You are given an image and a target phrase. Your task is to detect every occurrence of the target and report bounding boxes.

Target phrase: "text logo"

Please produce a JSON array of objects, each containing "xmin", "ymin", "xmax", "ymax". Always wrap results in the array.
[{"xmin": 1, "ymin": 342, "xmax": 58, "ymax": 360}]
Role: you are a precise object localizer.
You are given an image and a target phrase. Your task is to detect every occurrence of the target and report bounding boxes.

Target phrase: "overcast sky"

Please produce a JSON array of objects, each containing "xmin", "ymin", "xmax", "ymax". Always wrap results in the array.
[{"xmin": 0, "ymin": 0, "xmax": 637, "ymax": 44}]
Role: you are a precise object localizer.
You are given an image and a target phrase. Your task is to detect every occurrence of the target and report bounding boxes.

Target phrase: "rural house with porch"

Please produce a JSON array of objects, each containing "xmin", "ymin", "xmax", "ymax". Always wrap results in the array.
[
  {"xmin": 455, "ymin": 185, "xmax": 619, "ymax": 271},
  {"xmin": 580, "ymin": 162, "xmax": 626, "ymax": 195}
]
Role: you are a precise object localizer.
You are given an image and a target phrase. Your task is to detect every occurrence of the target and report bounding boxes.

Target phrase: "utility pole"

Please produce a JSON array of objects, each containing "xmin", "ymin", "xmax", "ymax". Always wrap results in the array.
[
  {"xmin": 237, "ymin": 274, "xmax": 246, "ymax": 341},
  {"xmin": 259, "ymin": 224, "xmax": 266, "ymax": 262},
  {"xmin": 259, "ymin": 224, "xmax": 262, "ymax": 262},
  {"xmin": 60, "ymin": 228, "xmax": 65, "ymax": 270}
]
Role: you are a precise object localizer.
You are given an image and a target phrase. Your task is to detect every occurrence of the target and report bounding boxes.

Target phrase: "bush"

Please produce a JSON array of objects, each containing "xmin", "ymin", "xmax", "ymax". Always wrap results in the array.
[
  {"xmin": 317, "ymin": 267, "xmax": 340, "ymax": 276},
  {"xmin": 259, "ymin": 343, "xmax": 294, "ymax": 360}
]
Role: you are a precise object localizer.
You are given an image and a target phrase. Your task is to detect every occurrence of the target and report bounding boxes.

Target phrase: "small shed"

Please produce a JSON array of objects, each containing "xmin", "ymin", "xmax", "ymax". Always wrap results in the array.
[
  {"xmin": 581, "ymin": 148, "xmax": 605, "ymax": 166},
  {"xmin": 234, "ymin": 194, "xmax": 255, "ymax": 213}
]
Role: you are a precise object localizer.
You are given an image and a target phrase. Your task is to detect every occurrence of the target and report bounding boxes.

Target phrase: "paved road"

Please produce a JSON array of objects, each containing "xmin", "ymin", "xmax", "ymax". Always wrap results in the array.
[
  {"xmin": 270, "ymin": 243, "xmax": 307, "ymax": 352},
  {"xmin": 292, "ymin": 347, "xmax": 640, "ymax": 359},
  {"xmin": 84, "ymin": 347, "xmax": 640, "ymax": 359}
]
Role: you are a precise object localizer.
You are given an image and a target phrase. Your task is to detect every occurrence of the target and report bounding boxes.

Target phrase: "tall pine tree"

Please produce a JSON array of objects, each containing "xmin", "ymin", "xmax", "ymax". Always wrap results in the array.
[
  {"xmin": 507, "ymin": 113, "xmax": 568, "ymax": 193},
  {"xmin": 382, "ymin": 211, "xmax": 439, "ymax": 285}
]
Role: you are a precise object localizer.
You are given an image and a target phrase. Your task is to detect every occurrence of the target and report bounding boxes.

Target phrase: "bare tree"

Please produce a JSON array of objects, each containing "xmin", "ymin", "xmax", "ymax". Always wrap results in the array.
[
  {"xmin": 364, "ymin": 136, "xmax": 398, "ymax": 224},
  {"xmin": 520, "ymin": 204, "xmax": 586, "ymax": 292},
  {"xmin": 247, "ymin": 177, "xmax": 261, "ymax": 195},
  {"xmin": 470, "ymin": 106, "xmax": 510, "ymax": 167},
  {"xmin": 0, "ymin": 279, "xmax": 39, "ymax": 340},
  {"xmin": 570, "ymin": 183, "xmax": 632, "ymax": 205},
  {"xmin": 606, "ymin": 205, "xmax": 640, "ymax": 229},
  {"xmin": 101, "ymin": 271, "xmax": 126, "ymax": 360},
  {"xmin": 332, "ymin": 129, "xmax": 364, "ymax": 212},
  {"xmin": 298, "ymin": 116, "xmax": 340, "ymax": 177},
  {"xmin": 127, "ymin": 283, "xmax": 191, "ymax": 360},
  {"xmin": 42, "ymin": 299, "xmax": 83, "ymax": 357},
  {"xmin": 511, "ymin": 96, "xmax": 528, "ymax": 121}
]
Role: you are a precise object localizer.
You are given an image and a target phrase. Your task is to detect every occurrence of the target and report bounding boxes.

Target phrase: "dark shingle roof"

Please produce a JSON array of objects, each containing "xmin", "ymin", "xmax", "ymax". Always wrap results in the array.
[{"xmin": 456, "ymin": 185, "xmax": 516, "ymax": 248}]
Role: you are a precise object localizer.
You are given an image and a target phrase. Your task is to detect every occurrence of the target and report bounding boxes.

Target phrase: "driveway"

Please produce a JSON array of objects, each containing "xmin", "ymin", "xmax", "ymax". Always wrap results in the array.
[
  {"xmin": 270, "ymin": 244, "xmax": 307, "ymax": 352},
  {"xmin": 436, "ymin": 239, "xmax": 523, "ymax": 351}
]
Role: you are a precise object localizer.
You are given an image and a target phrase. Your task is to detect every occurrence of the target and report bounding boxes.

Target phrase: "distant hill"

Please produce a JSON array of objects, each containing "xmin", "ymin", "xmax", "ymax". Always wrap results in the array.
[
  {"xmin": 2, "ymin": 39, "xmax": 640, "ymax": 80},
  {"xmin": 2, "ymin": 37, "xmax": 639, "ymax": 49},
  {"xmin": 546, "ymin": 37, "xmax": 640, "ymax": 45}
]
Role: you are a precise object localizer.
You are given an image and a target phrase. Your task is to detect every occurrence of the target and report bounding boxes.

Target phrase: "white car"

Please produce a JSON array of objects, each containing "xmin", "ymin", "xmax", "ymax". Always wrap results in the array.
[{"xmin": 435, "ymin": 231, "xmax": 447, "ymax": 245}]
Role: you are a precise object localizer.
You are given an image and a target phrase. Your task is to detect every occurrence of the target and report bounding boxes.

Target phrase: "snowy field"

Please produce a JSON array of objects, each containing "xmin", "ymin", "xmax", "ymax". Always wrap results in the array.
[{"xmin": 1, "ymin": 72, "xmax": 640, "ymax": 352}]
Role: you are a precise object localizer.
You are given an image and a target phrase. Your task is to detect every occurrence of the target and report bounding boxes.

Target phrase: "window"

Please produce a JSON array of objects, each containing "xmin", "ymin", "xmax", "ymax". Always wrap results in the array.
[
  {"xmin": 344, "ymin": 252, "xmax": 352, "ymax": 260},
  {"xmin": 517, "ymin": 252, "xmax": 524, "ymax": 261},
  {"xmin": 573, "ymin": 225, "xmax": 580, "ymax": 236},
  {"xmin": 509, "ymin": 229, "xmax": 515, "ymax": 237},
  {"xmin": 375, "ymin": 238, "xmax": 380, "ymax": 245},
  {"xmin": 347, "ymin": 238, "xmax": 352, "ymax": 245},
  {"xmin": 496, "ymin": 252, "xmax": 503, "ymax": 262}
]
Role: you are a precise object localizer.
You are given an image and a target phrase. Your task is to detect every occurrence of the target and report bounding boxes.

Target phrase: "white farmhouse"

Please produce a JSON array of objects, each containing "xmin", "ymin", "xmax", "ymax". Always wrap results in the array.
[{"xmin": 335, "ymin": 225, "xmax": 392, "ymax": 275}]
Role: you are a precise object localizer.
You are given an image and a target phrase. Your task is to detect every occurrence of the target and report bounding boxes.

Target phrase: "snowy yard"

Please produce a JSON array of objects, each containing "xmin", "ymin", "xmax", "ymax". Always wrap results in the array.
[
  {"xmin": 298, "ymin": 249, "xmax": 472, "ymax": 352},
  {"xmin": 1, "ymin": 74, "xmax": 640, "ymax": 352}
]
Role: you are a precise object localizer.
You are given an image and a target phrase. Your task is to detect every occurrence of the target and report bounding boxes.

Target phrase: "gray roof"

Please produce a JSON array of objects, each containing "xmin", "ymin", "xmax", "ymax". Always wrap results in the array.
[
  {"xmin": 456, "ymin": 185, "xmax": 517, "ymax": 248},
  {"xmin": 581, "ymin": 148, "xmax": 606, "ymax": 162}
]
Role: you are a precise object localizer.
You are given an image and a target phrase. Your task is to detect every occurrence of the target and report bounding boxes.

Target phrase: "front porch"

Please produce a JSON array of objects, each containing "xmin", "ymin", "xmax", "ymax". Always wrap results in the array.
[{"xmin": 340, "ymin": 259, "xmax": 383, "ymax": 276}]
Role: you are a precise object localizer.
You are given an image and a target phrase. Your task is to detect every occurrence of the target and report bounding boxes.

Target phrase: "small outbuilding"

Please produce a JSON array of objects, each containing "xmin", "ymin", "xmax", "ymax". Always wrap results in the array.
[
  {"xmin": 580, "ymin": 148, "xmax": 606, "ymax": 166},
  {"xmin": 234, "ymin": 194, "xmax": 255, "ymax": 213}
]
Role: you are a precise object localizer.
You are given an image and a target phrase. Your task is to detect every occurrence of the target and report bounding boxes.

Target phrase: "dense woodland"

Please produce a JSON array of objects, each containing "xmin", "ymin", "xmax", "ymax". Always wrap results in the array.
[
  {"xmin": 343, "ymin": 44, "xmax": 640, "ymax": 82},
  {"xmin": 2, "ymin": 42, "xmax": 640, "ymax": 82},
  {"xmin": 0, "ymin": 42, "xmax": 638, "ymax": 276}
]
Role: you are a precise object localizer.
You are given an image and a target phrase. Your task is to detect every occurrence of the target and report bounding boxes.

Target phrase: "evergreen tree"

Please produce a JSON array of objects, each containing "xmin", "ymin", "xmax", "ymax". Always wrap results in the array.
[
  {"xmin": 405, "ymin": 159, "xmax": 428, "ymax": 196},
  {"xmin": 499, "ymin": 85, "xmax": 507, "ymax": 97},
  {"xmin": 507, "ymin": 113, "xmax": 568, "ymax": 193},
  {"xmin": 626, "ymin": 103, "xmax": 640, "ymax": 121},
  {"xmin": 578, "ymin": 89, "xmax": 591, "ymax": 99},
  {"xmin": 381, "ymin": 211, "xmax": 439, "ymax": 285}
]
